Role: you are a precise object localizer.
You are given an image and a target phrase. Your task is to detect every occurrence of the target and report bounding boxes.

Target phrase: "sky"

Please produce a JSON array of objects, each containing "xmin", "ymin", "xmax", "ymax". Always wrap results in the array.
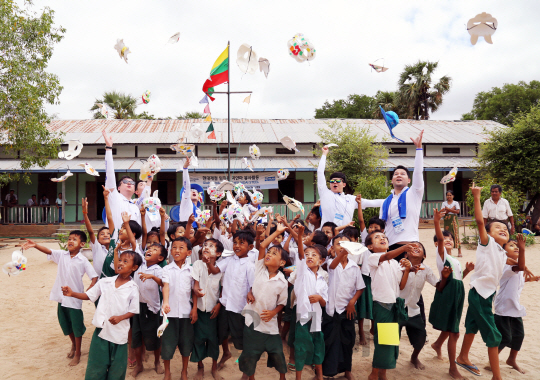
[{"xmin": 24, "ymin": 0, "xmax": 540, "ymax": 121}]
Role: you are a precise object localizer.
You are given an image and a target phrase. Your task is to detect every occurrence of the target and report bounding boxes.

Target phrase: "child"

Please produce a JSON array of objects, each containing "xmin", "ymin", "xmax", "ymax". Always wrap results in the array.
[
  {"xmin": 82, "ymin": 197, "xmax": 110, "ymax": 278},
  {"xmin": 162, "ymin": 236, "xmax": 198, "ymax": 380},
  {"xmin": 429, "ymin": 209, "xmax": 474, "ymax": 379},
  {"xmin": 292, "ymin": 226, "xmax": 328, "ymax": 380},
  {"xmin": 141, "ymin": 206, "xmax": 167, "ymax": 248},
  {"xmin": 456, "ymin": 184, "xmax": 524, "ymax": 379},
  {"xmin": 22, "ymin": 231, "xmax": 98, "ymax": 366},
  {"xmin": 322, "ymin": 234, "xmax": 364, "ymax": 379},
  {"xmin": 61, "ymin": 249, "xmax": 142, "ymax": 379},
  {"xmin": 131, "ymin": 242, "xmax": 167, "ymax": 377},
  {"xmin": 306, "ymin": 205, "xmax": 322, "ymax": 232},
  {"xmin": 206, "ymin": 230, "xmax": 256, "ymax": 369},
  {"xmin": 366, "ymin": 231, "xmax": 413, "ymax": 380},
  {"xmin": 321, "ymin": 222, "xmax": 337, "ymax": 248},
  {"xmin": 399, "ymin": 242, "xmax": 438, "ymax": 370},
  {"xmin": 191, "ymin": 238, "xmax": 225, "ymax": 380},
  {"xmin": 238, "ymin": 223, "xmax": 289, "ymax": 380}
]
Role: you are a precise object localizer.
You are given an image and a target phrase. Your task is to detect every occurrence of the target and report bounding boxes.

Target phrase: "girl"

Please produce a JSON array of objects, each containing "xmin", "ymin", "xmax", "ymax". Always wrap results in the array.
[
  {"xmin": 429, "ymin": 209, "xmax": 474, "ymax": 380},
  {"xmin": 441, "ymin": 190, "xmax": 462, "ymax": 257}
]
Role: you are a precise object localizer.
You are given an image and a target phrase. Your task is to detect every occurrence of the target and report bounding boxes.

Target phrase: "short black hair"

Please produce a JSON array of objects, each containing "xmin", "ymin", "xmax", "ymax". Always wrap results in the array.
[
  {"xmin": 233, "ymin": 230, "xmax": 255, "ymax": 245},
  {"xmin": 97, "ymin": 226, "xmax": 110, "ymax": 237},
  {"xmin": 268, "ymin": 244, "xmax": 289, "ymax": 263},
  {"xmin": 167, "ymin": 223, "xmax": 179, "ymax": 240},
  {"xmin": 329, "ymin": 172, "xmax": 347, "ymax": 183},
  {"xmin": 322, "ymin": 222, "xmax": 337, "ymax": 236},
  {"xmin": 445, "ymin": 189, "xmax": 454, "ymax": 196},
  {"xmin": 486, "ymin": 219, "xmax": 508, "ymax": 233},
  {"xmin": 172, "ymin": 236, "xmax": 193, "ymax": 251},
  {"xmin": 411, "ymin": 241, "xmax": 427, "ymax": 261},
  {"xmin": 204, "ymin": 238, "xmax": 224, "ymax": 254},
  {"xmin": 117, "ymin": 175, "xmax": 135, "ymax": 189},
  {"xmin": 332, "ymin": 233, "xmax": 351, "ymax": 245},
  {"xmin": 148, "ymin": 242, "xmax": 168, "ymax": 261},
  {"xmin": 69, "ymin": 230, "xmax": 87, "ymax": 243},
  {"xmin": 147, "ymin": 230, "xmax": 160, "ymax": 240},
  {"xmin": 31, "ymin": 194, "xmax": 36, "ymax": 197},
  {"xmin": 490, "ymin": 184, "xmax": 503, "ymax": 193},
  {"xmin": 392, "ymin": 165, "xmax": 410, "ymax": 178},
  {"xmin": 119, "ymin": 250, "xmax": 143, "ymax": 277},
  {"xmin": 433, "ymin": 230, "xmax": 454, "ymax": 243},
  {"xmin": 365, "ymin": 230, "xmax": 386, "ymax": 248},
  {"xmin": 306, "ymin": 244, "xmax": 328, "ymax": 260},
  {"xmin": 342, "ymin": 226, "xmax": 360, "ymax": 241},
  {"xmin": 311, "ymin": 230, "xmax": 329, "ymax": 247},
  {"xmin": 128, "ymin": 220, "xmax": 142, "ymax": 240},
  {"xmin": 309, "ymin": 205, "xmax": 321, "ymax": 220},
  {"xmin": 368, "ymin": 217, "xmax": 386, "ymax": 231}
]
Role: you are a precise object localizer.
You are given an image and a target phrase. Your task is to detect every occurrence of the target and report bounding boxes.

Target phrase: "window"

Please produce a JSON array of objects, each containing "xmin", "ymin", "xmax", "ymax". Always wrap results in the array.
[
  {"xmin": 156, "ymin": 148, "xmax": 175, "ymax": 155},
  {"xmin": 97, "ymin": 148, "xmax": 116, "ymax": 155},
  {"xmin": 443, "ymin": 147, "xmax": 460, "ymax": 154},
  {"xmin": 216, "ymin": 147, "xmax": 237, "ymax": 154},
  {"xmin": 389, "ymin": 147, "xmax": 407, "ymax": 154},
  {"xmin": 276, "ymin": 148, "xmax": 294, "ymax": 154}
]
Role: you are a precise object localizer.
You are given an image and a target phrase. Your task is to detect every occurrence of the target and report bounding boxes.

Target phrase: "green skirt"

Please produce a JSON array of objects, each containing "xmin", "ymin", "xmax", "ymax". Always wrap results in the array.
[
  {"xmin": 287, "ymin": 305, "xmax": 297, "ymax": 348},
  {"xmin": 372, "ymin": 301, "xmax": 404, "ymax": 370},
  {"xmin": 429, "ymin": 278, "xmax": 465, "ymax": 333},
  {"xmin": 356, "ymin": 275, "xmax": 373, "ymax": 320},
  {"xmin": 294, "ymin": 320, "xmax": 325, "ymax": 370}
]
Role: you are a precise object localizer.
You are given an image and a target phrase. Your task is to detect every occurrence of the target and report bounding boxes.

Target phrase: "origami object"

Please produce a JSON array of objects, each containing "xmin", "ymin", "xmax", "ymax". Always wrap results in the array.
[
  {"xmin": 242, "ymin": 157, "xmax": 254, "ymax": 172},
  {"xmin": 339, "ymin": 241, "xmax": 369, "ymax": 259},
  {"xmin": 287, "ymin": 33, "xmax": 316, "ymax": 63},
  {"xmin": 2, "ymin": 250, "xmax": 28, "ymax": 276},
  {"xmin": 216, "ymin": 180, "xmax": 235, "ymax": 192},
  {"xmin": 207, "ymin": 182, "xmax": 226, "ymax": 202},
  {"xmin": 78, "ymin": 163, "xmax": 100, "ymax": 177},
  {"xmin": 96, "ymin": 103, "xmax": 115, "ymax": 119},
  {"xmin": 380, "ymin": 106, "xmax": 403, "ymax": 143},
  {"xmin": 237, "ymin": 43, "xmax": 259, "ymax": 74},
  {"xmin": 190, "ymin": 124, "xmax": 205, "ymax": 139},
  {"xmin": 168, "ymin": 32, "xmax": 181, "ymax": 44},
  {"xmin": 259, "ymin": 58, "xmax": 270, "ymax": 78},
  {"xmin": 170, "ymin": 144, "xmax": 195, "ymax": 155},
  {"xmin": 195, "ymin": 209, "xmax": 211, "ymax": 225},
  {"xmin": 277, "ymin": 169, "xmax": 289, "ymax": 180},
  {"xmin": 157, "ymin": 310, "xmax": 169, "ymax": 338},
  {"xmin": 280, "ymin": 136, "xmax": 300, "ymax": 152},
  {"xmin": 247, "ymin": 187, "xmax": 264, "ymax": 205},
  {"xmin": 467, "ymin": 12, "xmax": 498, "ymax": 45},
  {"xmin": 283, "ymin": 195, "xmax": 304, "ymax": 214},
  {"xmin": 140, "ymin": 154, "xmax": 162, "ymax": 180},
  {"xmin": 249, "ymin": 144, "xmax": 261, "ymax": 160},
  {"xmin": 243, "ymin": 95, "xmax": 251, "ymax": 104},
  {"xmin": 137, "ymin": 90, "xmax": 151, "ymax": 105},
  {"xmin": 114, "ymin": 39, "xmax": 130, "ymax": 63},
  {"xmin": 51, "ymin": 170, "xmax": 73, "ymax": 182},
  {"xmin": 440, "ymin": 164, "xmax": 459, "ymax": 184},
  {"xmin": 58, "ymin": 140, "xmax": 83, "ymax": 160},
  {"xmin": 369, "ymin": 63, "xmax": 389, "ymax": 73},
  {"xmin": 143, "ymin": 190, "xmax": 162, "ymax": 221},
  {"xmin": 249, "ymin": 206, "xmax": 273, "ymax": 223}
]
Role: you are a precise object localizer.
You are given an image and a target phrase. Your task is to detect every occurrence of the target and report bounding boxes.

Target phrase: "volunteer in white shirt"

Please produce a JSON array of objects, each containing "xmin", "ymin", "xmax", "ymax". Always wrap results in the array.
[{"xmin": 482, "ymin": 184, "xmax": 515, "ymax": 235}]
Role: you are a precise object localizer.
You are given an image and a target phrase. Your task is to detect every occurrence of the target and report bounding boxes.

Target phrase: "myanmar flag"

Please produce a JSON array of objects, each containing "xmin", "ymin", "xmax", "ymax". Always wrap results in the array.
[
  {"xmin": 202, "ymin": 46, "xmax": 228, "ymax": 101},
  {"xmin": 206, "ymin": 122, "xmax": 216, "ymax": 139}
]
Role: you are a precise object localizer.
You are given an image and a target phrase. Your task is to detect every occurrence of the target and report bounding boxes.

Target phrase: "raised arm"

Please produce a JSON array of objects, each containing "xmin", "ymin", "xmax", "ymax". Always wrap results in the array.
[
  {"xmin": 410, "ymin": 130, "xmax": 424, "ymax": 192},
  {"xmin": 121, "ymin": 212, "xmax": 136, "ymax": 250},
  {"xmin": 255, "ymin": 223, "xmax": 265, "ymax": 252},
  {"xmin": 433, "ymin": 208, "xmax": 446, "ymax": 260},
  {"xmin": 82, "ymin": 198, "xmax": 96, "ymax": 244},
  {"xmin": 102, "ymin": 130, "xmax": 116, "ymax": 191},
  {"xmin": 515, "ymin": 233, "xmax": 526, "ymax": 271},
  {"xmin": 159, "ymin": 208, "xmax": 167, "ymax": 245},
  {"xmin": 329, "ymin": 244, "xmax": 348, "ymax": 270},
  {"xmin": 356, "ymin": 195, "xmax": 366, "ymax": 232},
  {"xmin": 179, "ymin": 157, "xmax": 193, "ymax": 222},
  {"xmin": 259, "ymin": 223, "xmax": 286, "ymax": 260},
  {"xmin": 317, "ymin": 147, "xmax": 331, "ymax": 196},
  {"xmin": 140, "ymin": 206, "xmax": 148, "ymax": 248},
  {"xmin": 378, "ymin": 243, "xmax": 414, "ymax": 263},
  {"xmin": 472, "ymin": 183, "xmax": 489, "ymax": 246},
  {"xmin": 103, "ymin": 186, "xmax": 115, "ymax": 233},
  {"xmin": 296, "ymin": 225, "xmax": 305, "ymax": 261},
  {"xmin": 21, "ymin": 239, "xmax": 52, "ymax": 254}
]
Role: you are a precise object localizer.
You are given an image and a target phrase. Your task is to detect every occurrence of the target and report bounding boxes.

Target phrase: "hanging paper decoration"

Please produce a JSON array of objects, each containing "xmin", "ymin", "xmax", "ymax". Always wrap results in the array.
[
  {"xmin": 369, "ymin": 63, "xmax": 389, "ymax": 73},
  {"xmin": 249, "ymin": 144, "xmax": 261, "ymax": 160},
  {"xmin": 243, "ymin": 95, "xmax": 251, "ymax": 104},
  {"xmin": 2, "ymin": 250, "xmax": 28, "ymax": 276},
  {"xmin": 207, "ymin": 182, "xmax": 226, "ymax": 202},
  {"xmin": 78, "ymin": 163, "xmax": 100, "ymax": 177},
  {"xmin": 58, "ymin": 140, "xmax": 83, "ymax": 160},
  {"xmin": 216, "ymin": 180, "xmax": 235, "ymax": 192},
  {"xmin": 206, "ymin": 122, "xmax": 216, "ymax": 140},
  {"xmin": 280, "ymin": 136, "xmax": 300, "ymax": 152},
  {"xmin": 467, "ymin": 12, "xmax": 498, "ymax": 45},
  {"xmin": 283, "ymin": 195, "xmax": 304, "ymax": 214},
  {"xmin": 440, "ymin": 164, "xmax": 459, "ymax": 184},
  {"xmin": 277, "ymin": 169, "xmax": 289, "ymax": 180},
  {"xmin": 379, "ymin": 106, "xmax": 403, "ymax": 143},
  {"xmin": 242, "ymin": 157, "xmax": 254, "ymax": 172},
  {"xmin": 96, "ymin": 103, "xmax": 115, "ymax": 120},
  {"xmin": 236, "ymin": 43, "xmax": 259, "ymax": 74},
  {"xmin": 204, "ymin": 115, "xmax": 212, "ymax": 122},
  {"xmin": 199, "ymin": 95, "xmax": 209, "ymax": 104},
  {"xmin": 168, "ymin": 32, "xmax": 181, "ymax": 44},
  {"xmin": 170, "ymin": 144, "xmax": 195, "ymax": 155},
  {"xmin": 137, "ymin": 90, "xmax": 151, "ymax": 105},
  {"xmin": 114, "ymin": 39, "xmax": 131, "ymax": 63},
  {"xmin": 202, "ymin": 46, "xmax": 229, "ymax": 101},
  {"xmin": 287, "ymin": 33, "xmax": 316, "ymax": 63},
  {"xmin": 203, "ymin": 103, "xmax": 210, "ymax": 114},
  {"xmin": 51, "ymin": 170, "xmax": 73, "ymax": 183},
  {"xmin": 143, "ymin": 190, "xmax": 162, "ymax": 221},
  {"xmin": 259, "ymin": 58, "xmax": 270, "ymax": 78}
]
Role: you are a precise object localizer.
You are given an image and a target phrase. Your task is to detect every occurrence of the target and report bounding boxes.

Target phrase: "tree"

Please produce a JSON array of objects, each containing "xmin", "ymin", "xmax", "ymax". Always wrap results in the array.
[
  {"xmin": 90, "ymin": 91, "xmax": 137, "ymax": 119},
  {"xmin": 461, "ymin": 80, "xmax": 540, "ymax": 126},
  {"xmin": 314, "ymin": 94, "xmax": 375, "ymax": 119},
  {"xmin": 372, "ymin": 91, "xmax": 400, "ymax": 118},
  {"xmin": 0, "ymin": 0, "xmax": 65, "ymax": 186},
  {"xmin": 177, "ymin": 111, "xmax": 203, "ymax": 119},
  {"xmin": 316, "ymin": 122, "xmax": 391, "ymax": 220},
  {"xmin": 474, "ymin": 104, "xmax": 540, "ymax": 224},
  {"xmin": 396, "ymin": 61, "xmax": 451, "ymax": 120}
]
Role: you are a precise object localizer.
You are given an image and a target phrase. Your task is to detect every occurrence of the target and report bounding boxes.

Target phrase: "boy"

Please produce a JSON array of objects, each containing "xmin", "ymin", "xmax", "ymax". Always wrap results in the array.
[
  {"xmin": 162, "ymin": 236, "xmax": 198, "ymax": 380},
  {"xmin": 322, "ymin": 234, "xmax": 365, "ymax": 379},
  {"xmin": 131, "ymin": 243, "xmax": 167, "ymax": 377},
  {"xmin": 206, "ymin": 230, "xmax": 256, "ymax": 369},
  {"xmin": 82, "ymin": 197, "xmax": 110, "ymax": 278},
  {"xmin": 23, "ymin": 231, "xmax": 98, "ymax": 366},
  {"xmin": 456, "ymin": 184, "xmax": 524, "ymax": 379},
  {"xmin": 321, "ymin": 222, "xmax": 337, "ymax": 247},
  {"xmin": 238, "ymin": 224, "xmax": 289, "ymax": 380},
  {"xmin": 191, "ymin": 238, "xmax": 225, "ymax": 380}
]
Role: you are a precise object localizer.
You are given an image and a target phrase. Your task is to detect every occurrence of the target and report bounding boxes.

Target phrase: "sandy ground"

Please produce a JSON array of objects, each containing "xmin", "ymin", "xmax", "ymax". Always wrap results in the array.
[{"xmin": 1, "ymin": 228, "xmax": 539, "ymax": 380}]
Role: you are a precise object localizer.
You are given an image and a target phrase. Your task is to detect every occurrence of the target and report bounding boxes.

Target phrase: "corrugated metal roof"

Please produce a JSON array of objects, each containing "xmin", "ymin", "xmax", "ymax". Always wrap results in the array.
[{"xmin": 47, "ymin": 119, "xmax": 504, "ymax": 145}]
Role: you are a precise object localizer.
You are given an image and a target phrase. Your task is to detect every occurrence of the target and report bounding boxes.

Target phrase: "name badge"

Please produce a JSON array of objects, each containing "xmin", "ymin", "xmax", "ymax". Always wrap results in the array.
[
  {"xmin": 391, "ymin": 215, "xmax": 405, "ymax": 234},
  {"xmin": 334, "ymin": 213, "xmax": 344, "ymax": 225}
]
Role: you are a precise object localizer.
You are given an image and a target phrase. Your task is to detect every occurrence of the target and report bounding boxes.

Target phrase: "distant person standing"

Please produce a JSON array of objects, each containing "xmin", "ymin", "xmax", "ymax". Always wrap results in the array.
[
  {"xmin": 441, "ymin": 190, "xmax": 462, "ymax": 257},
  {"xmin": 5, "ymin": 189, "xmax": 18, "ymax": 222},
  {"xmin": 40, "ymin": 194, "xmax": 50, "ymax": 222},
  {"xmin": 25, "ymin": 194, "xmax": 37, "ymax": 223},
  {"xmin": 56, "ymin": 193, "xmax": 67, "ymax": 224},
  {"xmin": 482, "ymin": 185, "xmax": 515, "ymax": 235}
]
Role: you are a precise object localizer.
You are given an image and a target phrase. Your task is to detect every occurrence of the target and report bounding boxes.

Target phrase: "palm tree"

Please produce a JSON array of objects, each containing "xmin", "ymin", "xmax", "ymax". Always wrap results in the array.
[
  {"xmin": 90, "ymin": 91, "xmax": 137, "ymax": 119},
  {"xmin": 396, "ymin": 61, "xmax": 451, "ymax": 120},
  {"xmin": 372, "ymin": 91, "xmax": 398, "ymax": 118}
]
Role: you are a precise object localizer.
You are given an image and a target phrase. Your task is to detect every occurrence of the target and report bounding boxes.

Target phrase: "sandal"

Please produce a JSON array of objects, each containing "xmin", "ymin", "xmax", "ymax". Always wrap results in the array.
[
  {"xmin": 288, "ymin": 363, "xmax": 296, "ymax": 371},
  {"xmin": 455, "ymin": 360, "xmax": 481, "ymax": 376},
  {"xmin": 128, "ymin": 358, "xmax": 137, "ymax": 368}
]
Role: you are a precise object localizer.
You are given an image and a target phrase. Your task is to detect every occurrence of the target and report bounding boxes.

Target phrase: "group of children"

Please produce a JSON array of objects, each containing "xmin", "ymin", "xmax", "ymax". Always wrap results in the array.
[{"xmin": 24, "ymin": 179, "xmax": 538, "ymax": 380}]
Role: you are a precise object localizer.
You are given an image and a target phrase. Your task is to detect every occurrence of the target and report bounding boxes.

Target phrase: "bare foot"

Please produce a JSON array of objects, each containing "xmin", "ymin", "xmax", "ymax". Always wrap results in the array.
[
  {"xmin": 195, "ymin": 367, "xmax": 204, "ymax": 380},
  {"xmin": 68, "ymin": 355, "xmax": 80, "ymax": 366},
  {"xmin": 130, "ymin": 363, "xmax": 144, "ymax": 378},
  {"xmin": 431, "ymin": 343, "xmax": 444, "ymax": 360},
  {"xmin": 377, "ymin": 371, "xmax": 388, "ymax": 380},
  {"xmin": 344, "ymin": 371, "xmax": 355, "ymax": 380},
  {"xmin": 359, "ymin": 336, "xmax": 367, "ymax": 346},
  {"xmin": 212, "ymin": 367, "xmax": 223, "ymax": 380},
  {"xmin": 67, "ymin": 347, "xmax": 75, "ymax": 359},
  {"xmin": 155, "ymin": 361, "xmax": 164, "ymax": 375},
  {"xmin": 218, "ymin": 351, "xmax": 232, "ymax": 370},
  {"xmin": 411, "ymin": 357, "xmax": 425, "ymax": 370},
  {"xmin": 449, "ymin": 367, "xmax": 466, "ymax": 379},
  {"xmin": 506, "ymin": 358, "xmax": 526, "ymax": 374}
]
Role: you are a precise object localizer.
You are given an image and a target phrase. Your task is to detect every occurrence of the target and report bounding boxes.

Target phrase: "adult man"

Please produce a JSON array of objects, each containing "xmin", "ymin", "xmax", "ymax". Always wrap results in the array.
[
  {"xmin": 25, "ymin": 194, "xmax": 37, "ymax": 223},
  {"xmin": 317, "ymin": 147, "xmax": 383, "ymax": 228},
  {"xmin": 482, "ymin": 184, "xmax": 515, "ymax": 235},
  {"xmin": 102, "ymin": 130, "xmax": 142, "ymax": 231},
  {"xmin": 4, "ymin": 189, "xmax": 18, "ymax": 222},
  {"xmin": 55, "ymin": 193, "xmax": 67, "ymax": 224},
  {"xmin": 40, "ymin": 194, "xmax": 50, "ymax": 222}
]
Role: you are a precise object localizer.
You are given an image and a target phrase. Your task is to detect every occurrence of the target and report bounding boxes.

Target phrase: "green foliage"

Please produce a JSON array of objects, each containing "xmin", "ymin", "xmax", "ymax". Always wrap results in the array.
[
  {"xmin": 0, "ymin": 0, "xmax": 65, "ymax": 187},
  {"xmin": 396, "ymin": 61, "xmax": 451, "ymax": 120},
  {"xmin": 90, "ymin": 91, "xmax": 137, "ymax": 119},
  {"xmin": 177, "ymin": 111, "xmax": 204, "ymax": 119},
  {"xmin": 135, "ymin": 111, "xmax": 155, "ymax": 119},
  {"xmin": 314, "ymin": 94, "xmax": 375, "ymax": 119},
  {"xmin": 462, "ymin": 80, "xmax": 540, "ymax": 126}
]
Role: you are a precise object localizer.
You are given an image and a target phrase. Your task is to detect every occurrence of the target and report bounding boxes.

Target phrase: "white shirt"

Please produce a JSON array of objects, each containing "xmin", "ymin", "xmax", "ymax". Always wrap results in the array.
[
  {"xmin": 213, "ymin": 227, "xmax": 233, "ymax": 251},
  {"xmin": 56, "ymin": 197, "xmax": 66, "ymax": 206},
  {"xmin": 162, "ymin": 261, "xmax": 194, "ymax": 318},
  {"xmin": 192, "ymin": 260, "xmax": 222, "ymax": 312},
  {"xmin": 242, "ymin": 259, "xmax": 288, "ymax": 335},
  {"xmin": 217, "ymin": 254, "xmax": 255, "ymax": 313},
  {"xmin": 134, "ymin": 261, "xmax": 163, "ymax": 314},
  {"xmin": 180, "ymin": 168, "xmax": 198, "ymax": 222},
  {"xmin": 25, "ymin": 198, "xmax": 37, "ymax": 207},
  {"xmin": 436, "ymin": 249, "xmax": 463, "ymax": 281},
  {"xmin": 105, "ymin": 150, "xmax": 142, "ymax": 230},
  {"xmin": 360, "ymin": 249, "xmax": 372, "ymax": 276},
  {"xmin": 86, "ymin": 276, "xmax": 139, "ymax": 344},
  {"xmin": 90, "ymin": 240, "xmax": 108, "ymax": 278},
  {"xmin": 482, "ymin": 197, "xmax": 513, "ymax": 220},
  {"xmin": 368, "ymin": 252, "xmax": 403, "ymax": 304},
  {"xmin": 379, "ymin": 148, "xmax": 424, "ymax": 245},
  {"xmin": 40, "ymin": 198, "xmax": 49, "ymax": 206},
  {"xmin": 5, "ymin": 193, "xmax": 17, "ymax": 201},
  {"xmin": 49, "ymin": 250, "xmax": 98, "ymax": 309},
  {"xmin": 399, "ymin": 263, "xmax": 438, "ymax": 317},
  {"xmin": 470, "ymin": 236, "xmax": 507, "ymax": 299},
  {"xmin": 317, "ymin": 155, "xmax": 384, "ymax": 228},
  {"xmin": 494, "ymin": 265, "xmax": 526, "ymax": 318},
  {"xmin": 442, "ymin": 200, "xmax": 460, "ymax": 211},
  {"xmin": 294, "ymin": 258, "xmax": 328, "ymax": 332},
  {"xmin": 326, "ymin": 257, "xmax": 365, "ymax": 316}
]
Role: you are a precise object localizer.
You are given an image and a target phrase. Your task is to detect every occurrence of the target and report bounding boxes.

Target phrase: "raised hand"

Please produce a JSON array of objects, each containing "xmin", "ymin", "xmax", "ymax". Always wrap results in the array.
[
  {"xmin": 121, "ymin": 211, "xmax": 130, "ymax": 224},
  {"xmin": 22, "ymin": 239, "xmax": 37, "ymax": 250},
  {"xmin": 102, "ymin": 130, "xmax": 113, "ymax": 147},
  {"xmin": 470, "ymin": 182, "xmax": 483, "ymax": 198},
  {"xmin": 183, "ymin": 156, "xmax": 191, "ymax": 169},
  {"xmin": 296, "ymin": 224, "xmax": 305, "ymax": 238},
  {"xmin": 140, "ymin": 205, "xmax": 146, "ymax": 216},
  {"xmin": 322, "ymin": 146, "xmax": 329, "ymax": 156},
  {"xmin": 102, "ymin": 185, "xmax": 111, "ymax": 198},
  {"xmin": 410, "ymin": 129, "xmax": 424, "ymax": 149},
  {"xmin": 355, "ymin": 194, "xmax": 362, "ymax": 206},
  {"xmin": 82, "ymin": 198, "xmax": 88, "ymax": 213},
  {"xmin": 159, "ymin": 207, "xmax": 166, "ymax": 217},
  {"xmin": 188, "ymin": 213, "xmax": 196, "ymax": 225},
  {"xmin": 276, "ymin": 223, "xmax": 287, "ymax": 234},
  {"xmin": 256, "ymin": 224, "xmax": 265, "ymax": 235},
  {"xmin": 400, "ymin": 258, "xmax": 412, "ymax": 271},
  {"xmin": 441, "ymin": 266, "xmax": 453, "ymax": 278}
]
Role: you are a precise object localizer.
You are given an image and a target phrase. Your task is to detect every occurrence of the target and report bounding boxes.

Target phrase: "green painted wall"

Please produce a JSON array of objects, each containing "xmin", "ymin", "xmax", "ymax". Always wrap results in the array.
[
  {"xmin": 426, "ymin": 171, "xmax": 444, "ymax": 201},
  {"xmin": 297, "ymin": 172, "xmax": 315, "ymax": 202}
]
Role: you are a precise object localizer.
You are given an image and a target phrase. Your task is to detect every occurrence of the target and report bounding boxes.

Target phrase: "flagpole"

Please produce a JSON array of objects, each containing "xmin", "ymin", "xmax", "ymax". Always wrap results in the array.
[{"xmin": 227, "ymin": 41, "xmax": 231, "ymax": 181}]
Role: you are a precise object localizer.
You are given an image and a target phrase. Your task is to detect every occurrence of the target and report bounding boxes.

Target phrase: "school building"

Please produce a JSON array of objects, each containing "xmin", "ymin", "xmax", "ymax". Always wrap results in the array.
[{"xmin": 0, "ymin": 118, "xmax": 504, "ymax": 225}]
